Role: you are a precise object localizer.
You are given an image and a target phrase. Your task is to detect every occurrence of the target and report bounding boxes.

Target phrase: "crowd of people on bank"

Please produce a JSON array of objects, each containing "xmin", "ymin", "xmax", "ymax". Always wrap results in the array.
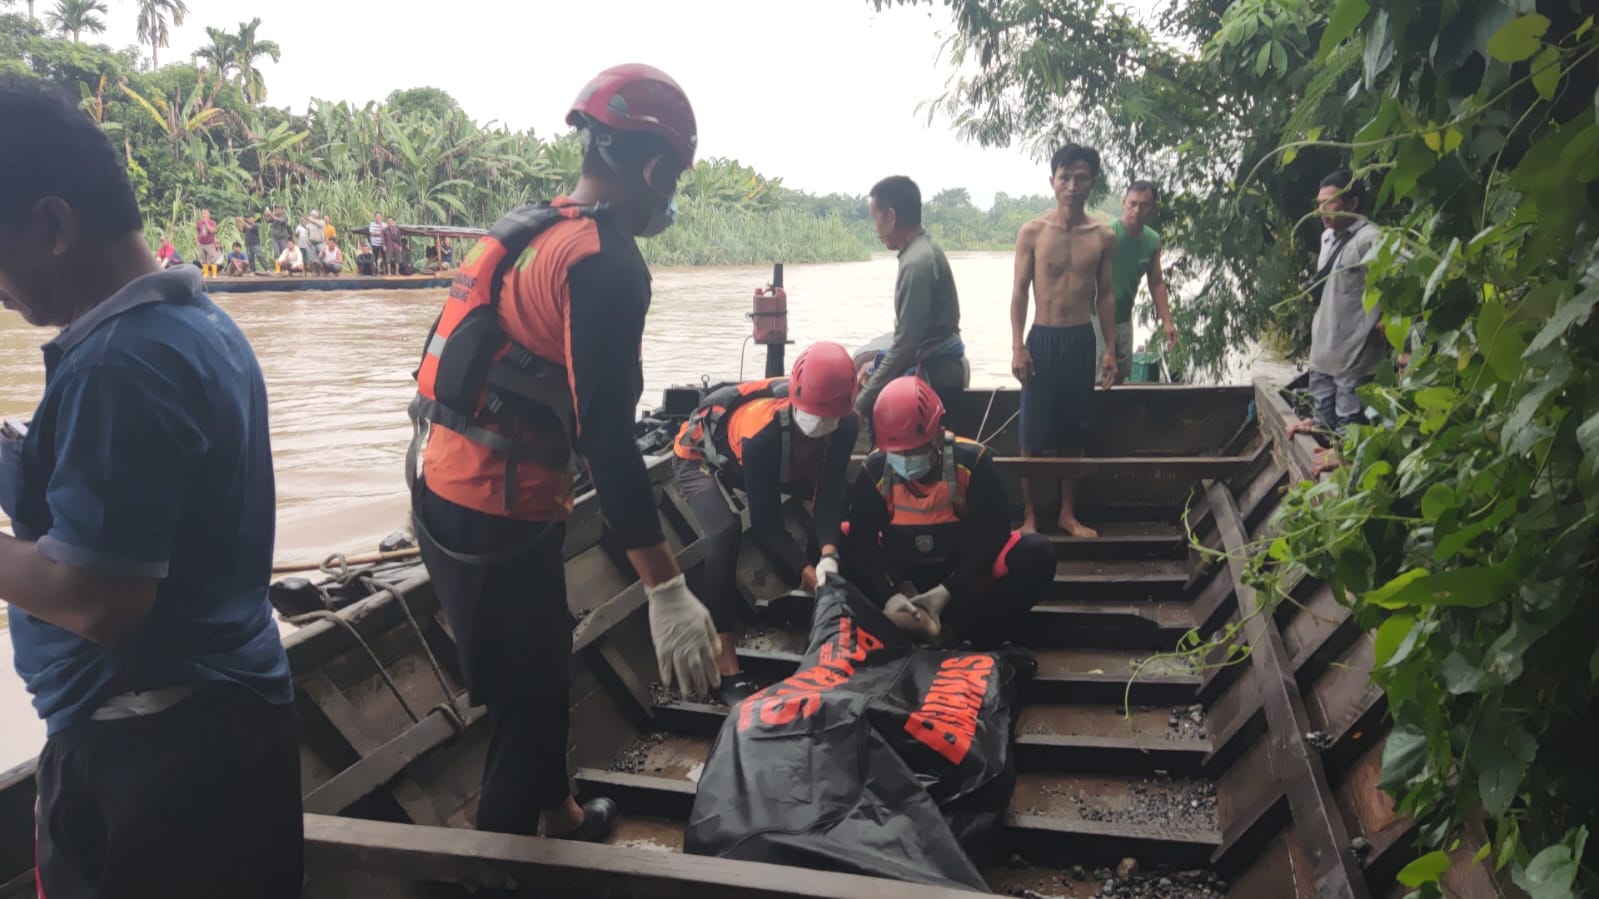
[
  {"xmin": 0, "ymin": 60, "xmax": 1388, "ymax": 897},
  {"xmin": 152, "ymin": 206, "xmax": 460, "ymax": 280}
]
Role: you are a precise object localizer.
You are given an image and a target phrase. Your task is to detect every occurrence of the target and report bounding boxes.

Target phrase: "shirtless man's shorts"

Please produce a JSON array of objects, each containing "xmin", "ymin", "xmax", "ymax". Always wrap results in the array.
[{"xmin": 1009, "ymin": 144, "xmax": 1118, "ymax": 538}]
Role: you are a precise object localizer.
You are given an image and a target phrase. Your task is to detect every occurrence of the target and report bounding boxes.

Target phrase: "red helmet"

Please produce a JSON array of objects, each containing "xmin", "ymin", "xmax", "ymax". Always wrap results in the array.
[
  {"xmin": 789, "ymin": 342, "xmax": 858, "ymax": 418},
  {"xmin": 873, "ymin": 377, "xmax": 945, "ymax": 452},
  {"xmin": 567, "ymin": 64, "xmax": 697, "ymax": 169}
]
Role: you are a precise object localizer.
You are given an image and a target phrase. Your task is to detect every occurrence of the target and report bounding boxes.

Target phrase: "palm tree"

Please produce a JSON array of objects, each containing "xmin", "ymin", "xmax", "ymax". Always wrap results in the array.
[
  {"xmin": 135, "ymin": 0, "xmax": 188, "ymax": 68},
  {"xmin": 227, "ymin": 18, "xmax": 280, "ymax": 104},
  {"xmin": 193, "ymin": 26, "xmax": 238, "ymax": 82},
  {"xmin": 45, "ymin": 0, "xmax": 107, "ymax": 42}
]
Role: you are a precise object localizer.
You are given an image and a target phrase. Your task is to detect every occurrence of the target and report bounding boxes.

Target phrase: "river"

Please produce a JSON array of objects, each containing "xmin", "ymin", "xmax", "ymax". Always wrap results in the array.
[{"xmin": 0, "ymin": 250, "xmax": 1298, "ymax": 769}]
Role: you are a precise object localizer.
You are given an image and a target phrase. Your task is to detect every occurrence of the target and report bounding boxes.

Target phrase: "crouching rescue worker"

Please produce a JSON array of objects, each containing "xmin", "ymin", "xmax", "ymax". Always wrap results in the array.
[
  {"xmin": 407, "ymin": 64, "xmax": 719, "ymax": 844},
  {"xmin": 842, "ymin": 376, "xmax": 1054, "ymax": 647},
  {"xmin": 673, "ymin": 341, "xmax": 859, "ymax": 705}
]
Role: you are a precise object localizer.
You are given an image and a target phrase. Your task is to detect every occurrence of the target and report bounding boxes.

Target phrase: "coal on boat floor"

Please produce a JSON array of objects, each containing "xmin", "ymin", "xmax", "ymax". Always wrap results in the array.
[
  {"xmin": 1011, "ymin": 773, "xmax": 1219, "ymax": 834},
  {"xmin": 1017, "ymin": 704, "xmax": 1210, "ymax": 744}
]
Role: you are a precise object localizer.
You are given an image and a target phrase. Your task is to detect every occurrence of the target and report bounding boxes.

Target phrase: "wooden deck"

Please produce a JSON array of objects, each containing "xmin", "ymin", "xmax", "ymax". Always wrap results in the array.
[{"xmin": 203, "ymin": 273, "xmax": 451, "ymax": 293}]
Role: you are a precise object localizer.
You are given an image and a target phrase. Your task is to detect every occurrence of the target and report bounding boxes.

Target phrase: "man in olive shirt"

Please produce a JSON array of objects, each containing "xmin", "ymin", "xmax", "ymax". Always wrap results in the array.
[
  {"xmin": 1100, "ymin": 180, "xmax": 1177, "ymax": 382},
  {"xmin": 857, "ymin": 175, "xmax": 966, "ymax": 424}
]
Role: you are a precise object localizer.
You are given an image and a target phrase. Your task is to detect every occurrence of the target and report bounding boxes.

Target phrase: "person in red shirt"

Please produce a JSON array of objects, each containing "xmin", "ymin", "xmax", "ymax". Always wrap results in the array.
[{"xmin": 409, "ymin": 64, "xmax": 714, "ymax": 845}]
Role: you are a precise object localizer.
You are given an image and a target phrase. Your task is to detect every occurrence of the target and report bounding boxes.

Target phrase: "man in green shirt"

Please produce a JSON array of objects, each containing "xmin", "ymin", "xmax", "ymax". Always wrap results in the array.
[{"xmin": 1098, "ymin": 180, "xmax": 1176, "ymax": 383}]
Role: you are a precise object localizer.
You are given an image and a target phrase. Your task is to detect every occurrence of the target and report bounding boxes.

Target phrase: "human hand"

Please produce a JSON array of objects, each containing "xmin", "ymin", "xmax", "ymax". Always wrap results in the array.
[
  {"xmin": 1100, "ymin": 351, "xmax": 1118, "ymax": 389},
  {"xmin": 800, "ymin": 565, "xmax": 818, "ymax": 593},
  {"xmin": 1164, "ymin": 322, "xmax": 1179, "ymax": 352},
  {"xmin": 1011, "ymin": 346, "xmax": 1035, "ymax": 385},
  {"xmin": 814, "ymin": 554, "xmax": 840, "ymax": 588},
  {"xmin": 646, "ymin": 575, "xmax": 722, "ymax": 696}
]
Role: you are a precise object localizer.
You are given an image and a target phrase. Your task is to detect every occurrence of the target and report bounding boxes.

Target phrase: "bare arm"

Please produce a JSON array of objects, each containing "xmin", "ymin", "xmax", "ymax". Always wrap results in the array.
[
  {"xmin": 0, "ymin": 537, "xmax": 156, "ymax": 646},
  {"xmin": 1148, "ymin": 246, "xmax": 1176, "ymax": 350},
  {"xmin": 1010, "ymin": 223, "xmax": 1037, "ymax": 384},
  {"xmin": 1097, "ymin": 228, "xmax": 1118, "ymax": 387}
]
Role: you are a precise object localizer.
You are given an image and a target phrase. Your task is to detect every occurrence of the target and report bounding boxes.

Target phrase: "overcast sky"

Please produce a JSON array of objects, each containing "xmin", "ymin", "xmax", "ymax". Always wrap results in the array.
[{"xmin": 83, "ymin": 0, "xmax": 1070, "ymax": 207}]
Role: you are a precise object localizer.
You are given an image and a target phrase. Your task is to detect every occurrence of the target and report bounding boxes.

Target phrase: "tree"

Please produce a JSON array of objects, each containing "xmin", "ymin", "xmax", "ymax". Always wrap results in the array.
[
  {"xmin": 225, "ymin": 17, "xmax": 278, "ymax": 105},
  {"xmin": 45, "ymin": 0, "xmax": 105, "ymax": 42},
  {"xmin": 135, "ymin": 0, "xmax": 187, "ymax": 68},
  {"xmin": 193, "ymin": 25, "xmax": 236, "ymax": 81},
  {"xmin": 0, "ymin": 0, "xmax": 38, "ymax": 22}
]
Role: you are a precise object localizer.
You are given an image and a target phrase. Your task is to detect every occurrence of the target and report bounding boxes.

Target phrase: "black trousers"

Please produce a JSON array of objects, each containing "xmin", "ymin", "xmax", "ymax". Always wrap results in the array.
[
  {"xmin": 35, "ymin": 684, "xmax": 302, "ymax": 899},
  {"xmin": 415, "ymin": 488, "xmax": 572, "ymax": 833},
  {"xmin": 673, "ymin": 458, "xmax": 745, "ymax": 634}
]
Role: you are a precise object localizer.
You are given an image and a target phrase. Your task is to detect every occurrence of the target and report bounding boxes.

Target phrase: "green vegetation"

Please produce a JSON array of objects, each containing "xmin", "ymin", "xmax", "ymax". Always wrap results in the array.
[
  {"xmin": 0, "ymin": 12, "xmax": 1052, "ymax": 267},
  {"xmin": 884, "ymin": 0, "xmax": 1598, "ymax": 891}
]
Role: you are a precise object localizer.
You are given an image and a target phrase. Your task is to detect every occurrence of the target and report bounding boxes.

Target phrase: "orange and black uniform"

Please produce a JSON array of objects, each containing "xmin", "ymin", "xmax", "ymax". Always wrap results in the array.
[
  {"xmin": 672, "ymin": 386, "xmax": 857, "ymax": 631},
  {"xmin": 841, "ymin": 436, "xmax": 1053, "ymax": 646},
  {"xmin": 415, "ymin": 201, "xmax": 659, "ymax": 834}
]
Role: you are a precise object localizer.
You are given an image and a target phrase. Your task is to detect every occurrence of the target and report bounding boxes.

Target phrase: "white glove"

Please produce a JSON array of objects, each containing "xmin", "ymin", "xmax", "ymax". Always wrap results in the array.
[
  {"xmin": 815, "ymin": 554, "xmax": 840, "ymax": 587},
  {"xmin": 646, "ymin": 574, "xmax": 722, "ymax": 697},
  {"xmin": 909, "ymin": 584, "xmax": 952, "ymax": 618},
  {"xmin": 884, "ymin": 593, "xmax": 940, "ymax": 641}
]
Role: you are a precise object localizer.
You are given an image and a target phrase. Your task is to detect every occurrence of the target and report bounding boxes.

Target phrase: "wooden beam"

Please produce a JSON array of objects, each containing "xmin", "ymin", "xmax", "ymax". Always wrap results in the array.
[
  {"xmin": 0, "ymin": 761, "xmax": 37, "ymax": 888},
  {"xmin": 302, "ymin": 813, "xmax": 986, "ymax": 899},
  {"xmin": 1206, "ymin": 481, "xmax": 1371, "ymax": 899},
  {"xmin": 1254, "ymin": 379, "xmax": 1323, "ymax": 485},
  {"xmin": 303, "ymin": 700, "xmax": 484, "ymax": 817},
  {"xmin": 991, "ymin": 455, "xmax": 1256, "ymax": 482},
  {"xmin": 572, "ymin": 535, "xmax": 709, "ymax": 654}
]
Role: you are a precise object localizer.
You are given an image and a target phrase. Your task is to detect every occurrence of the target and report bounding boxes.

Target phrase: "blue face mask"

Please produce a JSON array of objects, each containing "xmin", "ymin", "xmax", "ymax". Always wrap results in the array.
[
  {"xmin": 639, "ymin": 197, "xmax": 678, "ymax": 238},
  {"xmin": 885, "ymin": 450, "xmax": 933, "ymax": 481}
]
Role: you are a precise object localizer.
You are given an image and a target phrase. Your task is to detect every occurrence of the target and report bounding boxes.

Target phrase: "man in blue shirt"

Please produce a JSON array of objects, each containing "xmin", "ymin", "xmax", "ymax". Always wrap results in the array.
[{"xmin": 0, "ymin": 76, "xmax": 301, "ymax": 899}]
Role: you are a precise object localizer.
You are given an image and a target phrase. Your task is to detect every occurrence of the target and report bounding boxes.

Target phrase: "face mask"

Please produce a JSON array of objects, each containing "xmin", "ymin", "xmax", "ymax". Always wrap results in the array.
[
  {"xmin": 885, "ymin": 450, "xmax": 933, "ymax": 481},
  {"xmin": 792, "ymin": 409, "xmax": 839, "ymax": 438},
  {"xmin": 638, "ymin": 197, "xmax": 678, "ymax": 238}
]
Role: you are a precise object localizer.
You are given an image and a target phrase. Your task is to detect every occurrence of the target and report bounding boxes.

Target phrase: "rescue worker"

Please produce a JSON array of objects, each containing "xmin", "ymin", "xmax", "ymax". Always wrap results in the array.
[
  {"xmin": 842, "ymin": 376, "xmax": 1055, "ymax": 647},
  {"xmin": 407, "ymin": 64, "xmax": 718, "ymax": 844},
  {"xmin": 673, "ymin": 341, "xmax": 859, "ymax": 705}
]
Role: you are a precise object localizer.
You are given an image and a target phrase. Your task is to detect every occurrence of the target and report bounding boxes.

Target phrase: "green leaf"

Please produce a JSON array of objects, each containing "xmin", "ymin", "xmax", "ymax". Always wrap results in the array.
[
  {"xmin": 1374, "ymin": 613, "xmax": 1417, "ymax": 667},
  {"xmin": 1479, "ymin": 301, "xmax": 1527, "ymax": 382},
  {"xmin": 1513, "ymin": 827, "xmax": 1586, "ymax": 899},
  {"xmin": 1318, "ymin": 0, "xmax": 1370, "ymax": 60},
  {"xmin": 1440, "ymin": 651, "xmax": 1487, "ymax": 694},
  {"xmin": 1255, "ymin": 42, "xmax": 1273, "ymax": 76},
  {"xmin": 1503, "ymin": 360, "xmax": 1570, "ymax": 455},
  {"xmin": 1531, "ymin": 45, "xmax": 1561, "ymax": 101},
  {"xmin": 1365, "ymin": 566, "xmax": 1515, "ymax": 609},
  {"xmin": 1380, "ymin": 723, "xmax": 1429, "ymax": 791},
  {"xmin": 1398, "ymin": 851, "xmax": 1452, "ymax": 887},
  {"xmin": 1385, "ymin": 137, "xmax": 1436, "ymax": 205},
  {"xmin": 1476, "ymin": 724, "xmax": 1536, "ymax": 816},
  {"xmin": 1578, "ymin": 410, "xmax": 1599, "ymax": 465},
  {"xmin": 1578, "ymin": 15, "xmax": 1594, "ymax": 39},
  {"xmin": 1365, "ymin": 568, "xmax": 1428, "ymax": 607},
  {"xmin": 1415, "ymin": 386, "xmax": 1456, "ymax": 411},
  {"xmin": 1473, "ymin": 842, "xmax": 1493, "ymax": 865},
  {"xmin": 1421, "ymin": 484, "xmax": 1456, "ymax": 519},
  {"xmin": 1527, "ymin": 282, "xmax": 1599, "ymax": 354},
  {"xmin": 1486, "ymin": 14, "xmax": 1550, "ymax": 63},
  {"xmin": 1272, "ymin": 40, "xmax": 1287, "ymax": 72}
]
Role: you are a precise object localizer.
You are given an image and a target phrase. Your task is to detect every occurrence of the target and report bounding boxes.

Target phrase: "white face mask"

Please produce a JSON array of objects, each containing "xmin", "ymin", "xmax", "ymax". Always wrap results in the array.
[{"xmin": 792, "ymin": 409, "xmax": 839, "ymax": 438}]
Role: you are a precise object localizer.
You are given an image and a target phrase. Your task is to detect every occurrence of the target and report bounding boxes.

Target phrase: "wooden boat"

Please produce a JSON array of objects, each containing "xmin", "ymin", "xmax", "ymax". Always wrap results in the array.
[
  {"xmin": 0, "ymin": 382, "xmax": 1497, "ymax": 898},
  {"xmin": 203, "ymin": 273, "xmax": 453, "ymax": 294}
]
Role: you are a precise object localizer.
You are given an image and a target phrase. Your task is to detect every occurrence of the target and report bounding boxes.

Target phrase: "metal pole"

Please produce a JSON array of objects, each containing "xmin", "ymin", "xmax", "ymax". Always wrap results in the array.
[{"xmin": 764, "ymin": 263, "xmax": 785, "ymax": 378}]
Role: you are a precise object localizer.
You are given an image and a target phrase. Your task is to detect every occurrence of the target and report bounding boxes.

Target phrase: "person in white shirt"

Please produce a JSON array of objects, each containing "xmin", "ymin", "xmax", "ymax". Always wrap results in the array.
[
  {"xmin": 317, "ymin": 238, "xmax": 343, "ymax": 275},
  {"xmin": 1304, "ymin": 169, "xmax": 1383, "ymax": 434},
  {"xmin": 276, "ymin": 242, "xmax": 304, "ymax": 274}
]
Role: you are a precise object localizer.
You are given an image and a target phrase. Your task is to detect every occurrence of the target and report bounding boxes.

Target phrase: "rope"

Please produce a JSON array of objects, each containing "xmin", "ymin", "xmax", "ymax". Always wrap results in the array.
[
  {"xmin": 358, "ymin": 572, "xmax": 466, "ymax": 733},
  {"xmin": 974, "ymin": 388, "xmax": 999, "ymax": 443},
  {"xmin": 283, "ymin": 604, "xmax": 423, "ymax": 725}
]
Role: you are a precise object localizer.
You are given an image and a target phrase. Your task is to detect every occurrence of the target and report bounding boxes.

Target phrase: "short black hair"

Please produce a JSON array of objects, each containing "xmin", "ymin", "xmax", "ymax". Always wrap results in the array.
[
  {"xmin": 868, "ymin": 175, "xmax": 922, "ymax": 228},
  {"xmin": 0, "ymin": 75, "xmax": 142, "ymax": 236},
  {"xmin": 232, "ymin": 241, "xmax": 241, "ymax": 248},
  {"xmin": 1050, "ymin": 144, "xmax": 1101, "ymax": 178},
  {"xmin": 1320, "ymin": 169, "xmax": 1362, "ymax": 204},
  {"xmin": 1126, "ymin": 180, "xmax": 1160, "ymax": 202}
]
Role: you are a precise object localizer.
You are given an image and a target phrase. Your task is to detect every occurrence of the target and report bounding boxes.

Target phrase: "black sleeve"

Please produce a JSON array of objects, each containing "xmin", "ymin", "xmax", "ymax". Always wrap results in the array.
[
  {"xmin": 841, "ymin": 464, "xmax": 896, "ymax": 604},
  {"xmin": 739, "ymin": 423, "xmax": 809, "ymax": 580},
  {"xmin": 944, "ymin": 452, "xmax": 1013, "ymax": 602},
  {"xmin": 567, "ymin": 253, "xmax": 664, "ymax": 550},
  {"xmin": 811, "ymin": 413, "xmax": 859, "ymax": 551}
]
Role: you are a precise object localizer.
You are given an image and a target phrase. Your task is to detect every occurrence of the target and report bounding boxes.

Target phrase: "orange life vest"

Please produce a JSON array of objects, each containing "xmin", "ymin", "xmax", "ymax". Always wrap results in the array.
[
  {"xmin": 673, "ymin": 378, "xmax": 797, "ymax": 474},
  {"xmin": 407, "ymin": 202, "xmax": 599, "ymax": 517},
  {"xmin": 869, "ymin": 433, "xmax": 983, "ymax": 566}
]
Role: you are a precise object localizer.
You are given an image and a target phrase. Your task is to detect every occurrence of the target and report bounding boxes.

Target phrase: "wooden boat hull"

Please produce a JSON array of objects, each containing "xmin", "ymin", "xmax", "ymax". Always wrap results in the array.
[
  {"xmin": 0, "ymin": 382, "xmax": 1501, "ymax": 898},
  {"xmin": 203, "ymin": 274, "xmax": 452, "ymax": 294}
]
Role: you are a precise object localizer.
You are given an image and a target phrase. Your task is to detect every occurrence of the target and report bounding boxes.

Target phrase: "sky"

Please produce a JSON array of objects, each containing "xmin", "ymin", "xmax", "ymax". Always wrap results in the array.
[{"xmin": 85, "ymin": 0, "xmax": 1063, "ymax": 208}]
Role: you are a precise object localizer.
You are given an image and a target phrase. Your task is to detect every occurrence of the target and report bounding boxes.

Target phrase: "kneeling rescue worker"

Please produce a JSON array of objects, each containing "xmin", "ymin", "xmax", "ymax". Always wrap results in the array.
[
  {"xmin": 672, "ymin": 341, "xmax": 859, "ymax": 705},
  {"xmin": 407, "ymin": 64, "xmax": 719, "ymax": 843},
  {"xmin": 842, "ymin": 376, "xmax": 1054, "ymax": 646}
]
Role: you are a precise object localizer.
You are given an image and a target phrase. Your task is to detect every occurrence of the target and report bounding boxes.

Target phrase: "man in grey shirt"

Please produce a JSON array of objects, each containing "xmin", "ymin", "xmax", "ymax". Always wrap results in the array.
[
  {"xmin": 857, "ymin": 175, "xmax": 966, "ymax": 423},
  {"xmin": 1306, "ymin": 169, "xmax": 1383, "ymax": 434}
]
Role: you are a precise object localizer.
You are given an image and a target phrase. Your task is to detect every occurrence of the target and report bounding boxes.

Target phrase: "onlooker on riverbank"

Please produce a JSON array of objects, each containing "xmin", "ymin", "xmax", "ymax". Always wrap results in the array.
[
  {"xmin": 1102, "ymin": 180, "xmax": 1176, "ymax": 382},
  {"xmin": 156, "ymin": 234, "xmax": 181, "ymax": 269},
  {"xmin": 383, "ymin": 216, "xmax": 403, "ymax": 274},
  {"xmin": 317, "ymin": 238, "xmax": 344, "ymax": 275},
  {"xmin": 227, "ymin": 242, "xmax": 250, "ymax": 276},
  {"xmin": 368, "ymin": 213, "xmax": 385, "ymax": 272},
  {"xmin": 267, "ymin": 204, "xmax": 291, "ymax": 258},
  {"xmin": 294, "ymin": 216, "xmax": 312, "ymax": 271},
  {"xmin": 307, "ymin": 210, "xmax": 326, "ymax": 262},
  {"xmin": 195, "ymin": 208, "xmax": 221, "ymax": 278},
  {"xmin": 855, "ymin": 175, "xmax": 966, "ymax": 428},
  {"xmin": 239, "ymin": 213, "xmax": 268, "ymax": 273},
  {"xmin": 276, "ymin": 241, "xmax": 304, "ymax": 274},
  {"xmin": 0, "ymin": 74, "xmax": 302, "ymax": 898}
]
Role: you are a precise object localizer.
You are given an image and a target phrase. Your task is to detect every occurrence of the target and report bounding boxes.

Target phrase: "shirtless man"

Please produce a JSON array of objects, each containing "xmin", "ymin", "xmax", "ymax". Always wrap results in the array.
[{"xmin": 1010, "ymin": 144, "xmax": 1118, "ymax": 537}]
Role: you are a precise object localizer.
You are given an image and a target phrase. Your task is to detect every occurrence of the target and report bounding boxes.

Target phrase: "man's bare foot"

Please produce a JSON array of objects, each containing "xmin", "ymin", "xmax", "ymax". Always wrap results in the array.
[
  {"xmin": 1058, "ymin": 515, "xmax": 1098, "ymax": 539},
  {"xmin": 1286, "ymin": 418, "xmax": 1316, "ymax": 436},
  {"xmin": 1311, "ymin": 447, "xmax": 1342, "ymax": 476},
  {"xmin": 1019, "ymin": 517, "xmax": 1038, "ymax": 535}
]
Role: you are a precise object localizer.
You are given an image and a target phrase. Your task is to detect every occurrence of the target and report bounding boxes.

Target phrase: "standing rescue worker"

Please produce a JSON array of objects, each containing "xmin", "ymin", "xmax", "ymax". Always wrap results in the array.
[
  {"xmin": 842, "ymin": 377, "xmax": 1054, "ymax": 647},
  {"xmin": 672, "ymin": 342, "xmax": 859, "ymax": 705},
  {"xmin": 408, "ymin": 64, "xmax": 719, "ymax": 843}
]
